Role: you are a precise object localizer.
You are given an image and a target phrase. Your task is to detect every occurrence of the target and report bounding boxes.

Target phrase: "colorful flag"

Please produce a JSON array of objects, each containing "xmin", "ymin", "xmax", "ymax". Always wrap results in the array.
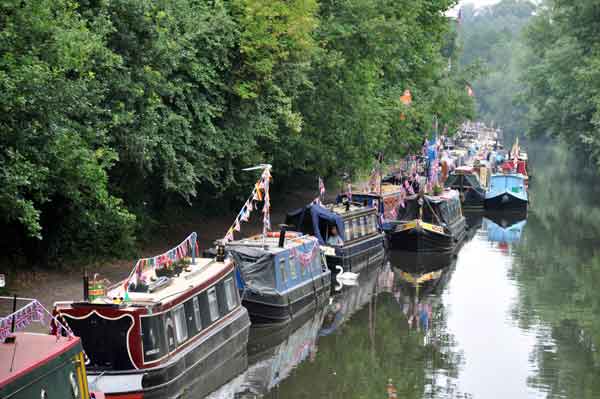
[
  {"xmin": 400, "ymin": 89, "xmax": 412, "ymax": 106},
  {"xmin": 318, "ymin": 177, "xmax": 326, "ymax": 196}
]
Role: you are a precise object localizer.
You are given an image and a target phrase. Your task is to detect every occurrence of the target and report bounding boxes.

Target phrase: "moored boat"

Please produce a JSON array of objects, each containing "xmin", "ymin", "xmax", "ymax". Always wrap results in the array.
[
  {"xmin": 227, "ymin": 232, "xmax": 331, "ymax": 325},
  {"xmin": 53, "ymin": 233, "xmax": 250, "ymax": 399},
  {"xmin": 387, "ymin": 189, "xmax": 467, "ymax": 253},
  {"xmin": 285, "ymin": 200, "xmax": 385, "ymax": 276},
  {"xmin": 444, "ymin": 165, "xmax": 488, "ymax": 209},
  {"xmin": 484, "ymin": 173, "xmax": 528, "ymax": 211},
  {"xmin": 0, "ymin": 297, "xmax": 102, "ymax": 399}
]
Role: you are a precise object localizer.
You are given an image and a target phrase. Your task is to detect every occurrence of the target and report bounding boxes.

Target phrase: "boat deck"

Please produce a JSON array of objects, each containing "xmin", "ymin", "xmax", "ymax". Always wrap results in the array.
[
  {"xmin": 112, "ymin": 257, "xmax": 232, "ymax": 306},
  {"xmin": 0, "ymin": 333, "xmax": 80, "ymax": 386}
]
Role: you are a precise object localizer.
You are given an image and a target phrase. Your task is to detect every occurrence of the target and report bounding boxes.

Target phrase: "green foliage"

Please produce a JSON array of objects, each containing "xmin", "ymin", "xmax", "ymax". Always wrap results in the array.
[
  {"xmin": 520, "ymin": 0, "xmax": 600, "ymax": 172},
  {"xmin": 0, "ymin": 0, "xmax": 473, "ymax": 266},
  {"xmin": 0, "ymin": 0, "xmax": 135, "ymax": 262},
  {"xmin": 458, "ymin": 0, "xmax": 536, "ymax": 145}
]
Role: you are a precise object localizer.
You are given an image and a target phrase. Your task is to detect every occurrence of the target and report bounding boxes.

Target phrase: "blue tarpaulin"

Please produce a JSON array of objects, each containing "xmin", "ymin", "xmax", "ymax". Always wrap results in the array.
[{"xmin": 286, "ymin": 204, "xmax": 345, "ymax": 245}]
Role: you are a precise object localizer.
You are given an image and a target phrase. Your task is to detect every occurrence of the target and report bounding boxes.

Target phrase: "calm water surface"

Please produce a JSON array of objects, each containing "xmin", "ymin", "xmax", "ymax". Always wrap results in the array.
[{"xmin": 207, "ymin": 146, "xmax": 600, "ymax": 399}]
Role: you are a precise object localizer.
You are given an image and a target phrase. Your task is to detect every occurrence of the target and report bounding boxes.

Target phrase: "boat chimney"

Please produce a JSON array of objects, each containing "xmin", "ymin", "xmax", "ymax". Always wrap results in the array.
[
  {"xmin": 278, "ymin": 224, "xmax": 289, "ymax": 248},
  {"xmin": 83, "ymin": 269, "xmax": 89, "ymax": 302},
  {"xmin": 216, "ymin": 241, "xmax": 226, "ymax": 262}
]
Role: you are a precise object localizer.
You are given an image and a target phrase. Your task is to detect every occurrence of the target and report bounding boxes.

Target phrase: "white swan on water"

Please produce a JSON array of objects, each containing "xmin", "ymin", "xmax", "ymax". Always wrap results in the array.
[{"xmin": 335, "ymin": 265, "xmax": 359, "ymax": 286}]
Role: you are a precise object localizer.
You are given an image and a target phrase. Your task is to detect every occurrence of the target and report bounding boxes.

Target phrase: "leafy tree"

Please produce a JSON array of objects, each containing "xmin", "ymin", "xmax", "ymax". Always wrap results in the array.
[
  {"xmin": 458, "ymin": 0, "xmax": 535, "ymax": 144},
  {"xmin": 0, "ymin": 0, "xmax": 134, "ymax": 262}
]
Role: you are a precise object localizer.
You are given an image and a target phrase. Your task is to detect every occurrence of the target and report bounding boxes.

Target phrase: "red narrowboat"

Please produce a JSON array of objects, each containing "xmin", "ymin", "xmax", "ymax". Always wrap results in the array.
[{"xmin": 53, "ymin": 233, "xmax": 250, "ymax": 399}]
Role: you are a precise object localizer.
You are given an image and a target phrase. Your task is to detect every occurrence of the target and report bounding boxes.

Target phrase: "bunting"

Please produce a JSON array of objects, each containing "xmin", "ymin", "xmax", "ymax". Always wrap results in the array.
[
  {"xmin": 224, "ymin": 166, "xmax": 272, "ymax": 242},
  {"xmin": 1, "ymin": 299, "xmax": 72, "ymax": 342},
  {"xmin": 124, "ymin": 232, "xmax": 197, "ymax": 290}
]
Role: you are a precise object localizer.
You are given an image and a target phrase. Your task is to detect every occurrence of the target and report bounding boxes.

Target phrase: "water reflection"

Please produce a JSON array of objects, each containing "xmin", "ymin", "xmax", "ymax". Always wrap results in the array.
[{"xmin": 509, "ymin": 145, "xmax": 600, "ymax": 398}]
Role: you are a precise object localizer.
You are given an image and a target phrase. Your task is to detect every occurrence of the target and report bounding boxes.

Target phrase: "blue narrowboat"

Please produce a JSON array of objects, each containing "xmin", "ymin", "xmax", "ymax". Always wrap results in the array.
[
  {"xmin": 285, "ymin": 202, "xmax": 385, "ymax": 276},
  {"xmin": 484, "ymin": 174, "xmax": 528, "ymax": 211},
  {"xmin": 227, "ymin": 233, "xmax": 331, "ymax": 325}
]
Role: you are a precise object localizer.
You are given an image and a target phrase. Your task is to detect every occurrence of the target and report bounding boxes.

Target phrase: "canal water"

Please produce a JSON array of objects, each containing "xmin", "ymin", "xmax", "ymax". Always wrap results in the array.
[{"xmin": 205, "ymin": 144, "xmax": 600, "ymax": 399}]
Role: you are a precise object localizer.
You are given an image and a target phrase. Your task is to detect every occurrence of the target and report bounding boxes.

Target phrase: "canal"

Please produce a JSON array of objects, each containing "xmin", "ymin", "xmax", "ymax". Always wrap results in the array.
[{"xmin": 204, "ymin": 144, "xmax": 600, "ymax": 399}]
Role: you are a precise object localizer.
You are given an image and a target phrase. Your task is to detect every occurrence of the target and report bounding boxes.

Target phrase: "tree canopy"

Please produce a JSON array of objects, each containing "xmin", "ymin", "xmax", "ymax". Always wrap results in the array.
[{"xmin": 0, "ymin": 0, "xmax": 473, "ymax": 265}]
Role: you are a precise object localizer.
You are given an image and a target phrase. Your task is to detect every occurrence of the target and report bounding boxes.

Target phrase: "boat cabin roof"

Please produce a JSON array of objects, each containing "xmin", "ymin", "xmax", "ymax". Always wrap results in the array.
[
  {"xmin": 0, "ymin": 333, "xmax": 81, "ymax": 387},
  {"xmin": 55, "ymin": 257, "xmax": 234, "ymax": 311},
  {"xmin": 226, "ymin": 233, "xmax": 315, "ymax": 255}
]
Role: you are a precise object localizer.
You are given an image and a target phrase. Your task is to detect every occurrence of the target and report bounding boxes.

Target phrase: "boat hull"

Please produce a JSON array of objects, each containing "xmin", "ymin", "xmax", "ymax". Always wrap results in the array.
[
  {"xmin": 88, "ymin": 307, "xmax": 251, "ymax": 399},
  {"xmin": 387, "ymin": 219, "xmax": 466, "ymax": 253},
  {"xmin": 484, "ymin": 191, "xmax": 528, "ymax": 211},
  {"xmin": 242, "ymin": 273, "xmax": 331, "ymax": 325},
  {"xmin": 325, "ymin": 233, "xmax": 385, "ymax": 277}
]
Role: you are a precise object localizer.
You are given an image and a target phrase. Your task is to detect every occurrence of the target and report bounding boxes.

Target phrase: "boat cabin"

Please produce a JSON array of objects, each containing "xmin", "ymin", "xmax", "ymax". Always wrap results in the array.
[
  {"xmin": 227, "ymin": 234, "xmax": 331, "ymax": 324},
  {"xmin": 285, "ymin": 202, "xmax": 385, "ymax": 273},
  {"xmin": 337, "ymin": 183, "xmax": 406, "ymax": 230},
  {"xmin": 396, "ymin": 190, "xmax": 463, "ymax": 226},
  {"xmin": 55, "ymin": 257, "xmax": 244, "ymax": 371}
]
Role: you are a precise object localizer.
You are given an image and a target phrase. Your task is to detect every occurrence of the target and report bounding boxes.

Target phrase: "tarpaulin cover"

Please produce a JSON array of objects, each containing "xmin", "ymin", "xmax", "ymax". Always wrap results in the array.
[
  {"xmin": 396, "ymin": 197, "xmax": 420, "ymax": 221},
  {"xmin": 229, "ymin": 246, "xmax": 278, "ymax": 295},
  {"xmin": 285, "ymin": 204, "xmax": 345, "ymax": 245}
]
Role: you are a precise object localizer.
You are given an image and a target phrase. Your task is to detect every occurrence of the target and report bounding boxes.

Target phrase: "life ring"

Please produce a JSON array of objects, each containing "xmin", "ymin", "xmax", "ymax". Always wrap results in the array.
[{"xmin": 265, "ymin": 231, "xmax": 301, "ymax": 239}]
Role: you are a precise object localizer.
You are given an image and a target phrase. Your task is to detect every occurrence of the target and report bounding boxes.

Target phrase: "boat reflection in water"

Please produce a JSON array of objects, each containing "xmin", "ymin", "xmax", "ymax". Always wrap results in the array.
[
  {"xmin": 483, "ymin": 212, "xmax": 527, "ymax": 252},
  {"xmin": 206, "ymin": 265, "xmax": 384, "ymax": 398},
  {"xmin": 320, "ymin": 264, "xmax": 383, "ymax": 337},
  {"xmin": 205, "ymin": 309, "xmax": 325, "ymax": 399},
  {"xmin": 388, "ymin": 250, "xmax": 456, "ymax": 347}
]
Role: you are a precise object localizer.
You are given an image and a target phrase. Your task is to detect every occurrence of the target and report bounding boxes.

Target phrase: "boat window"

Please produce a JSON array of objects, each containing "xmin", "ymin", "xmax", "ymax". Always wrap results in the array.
[
  {"xmin": 207, "ymin": 287, "xmax": 219, "ymax": 322},
  {"xmin": 279, "ymin": 257, "xmax": 287, "ymax": 285},
  {"xmin": 224, "ymin": 278, "xmax": 237, "ymax": 311},
  {"xmin": 165, "ymin": 312, "xmax": 176, "ymax": 352},
  {"xmin": 193, "ymin": 296, "xmax": 202, "ymax": 331},
  {"xmin": 183, "ymin": 298, "xmax": 197, "ymax": 336},
  {"xmin": 352, "ymin": 218, "xmax": 360, "ymax": 239},
  {"xmin": 173, "ymin": 305, "xmax": 188, "ymax": 344},
  {"xmin": 360, "ymin": 216, "xmax": 367, "ymax": 236},
  {"xmin": 141, "ymin": 315, "xmax": 167, "ymax": 362},
  {"xmin": 371, "ymin": 214, "xmax": 378, "ymax": 232},
  {"xmin": 344, "ymin": 220, "xmax": 352, "ymax": 241},
  {"xmin": 289, "ymin": 255, "xmax": 298, "ymax": 280},
  {"xmin": 313, "ymin": 253, "xmax": 321, "ymax": 273}
]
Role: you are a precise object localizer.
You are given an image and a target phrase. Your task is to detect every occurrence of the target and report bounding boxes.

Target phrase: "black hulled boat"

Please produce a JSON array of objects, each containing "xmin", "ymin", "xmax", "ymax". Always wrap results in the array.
[{"xmin": 387, "ymin": 189, "xmax": 467, "ymax": 253}]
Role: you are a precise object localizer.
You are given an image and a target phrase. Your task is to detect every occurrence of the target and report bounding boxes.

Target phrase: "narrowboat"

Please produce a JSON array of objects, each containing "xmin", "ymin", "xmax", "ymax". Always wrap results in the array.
[
  {"xmin": 285, "ymin": 201, "xmax": 385, "ymax": 276},
  {"xmin": 338, "ymin": 183, "xmax": 407, "ymax": 233},
  {"xmin": 53, "ymin": 232, "xmax": 251, "ymax": 399},
  {"xmin": 484, "ymin": 173, "xmax": 528, "ymax": 211},
  {"xmin": 227, "ymin": 233, "xmax": 331, "ymax": 325},
  {"xmin": 444, "ymin": 165, "xmax": 488, "ymax": 209},
  {"xmin": 387, "ymin": 189, "xmax": 467, "ymax": 253},
  {"xmin": 0, "ymin": 297, "xmax": 102, "ymax": 399}
]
